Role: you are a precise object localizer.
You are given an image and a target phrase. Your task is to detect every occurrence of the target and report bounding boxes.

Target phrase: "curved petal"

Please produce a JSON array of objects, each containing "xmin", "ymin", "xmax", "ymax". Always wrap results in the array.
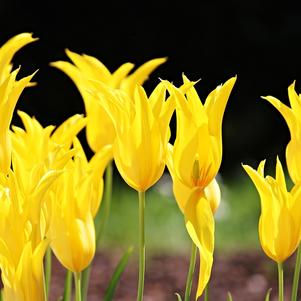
[
  {"xmin": 184, "ymin": 189, "xmax": 215, "ymax": 299},
  {"xmin": 0, "ymin": 33, "xmax": 37, "ymax": 83},
  {"xmin": 120, "ymin": 57, "xmax": 167, "ymax": 96}
]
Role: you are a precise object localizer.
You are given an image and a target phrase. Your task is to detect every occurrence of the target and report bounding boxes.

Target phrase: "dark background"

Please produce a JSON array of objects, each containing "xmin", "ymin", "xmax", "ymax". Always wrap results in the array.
[{"xmin": 1, "ymin": 1, "xmax": 299, "ymax": 178}]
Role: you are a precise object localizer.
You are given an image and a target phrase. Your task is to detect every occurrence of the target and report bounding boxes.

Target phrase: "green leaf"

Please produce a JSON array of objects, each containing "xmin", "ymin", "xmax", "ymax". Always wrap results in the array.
[
  {"xmin": 175, "ymin": 293, "xmax": 183, "ymax": 301},
  {"xmin": 227, "ymin": 292, "xmax": 233, "ymax": 301},
  {"xmin": 264, "ymin": 288, "xmax": 272, "ymax": 301},
  {"xmin": 103, "ymin": 246, "xmax": 134, "ymax": 301}
]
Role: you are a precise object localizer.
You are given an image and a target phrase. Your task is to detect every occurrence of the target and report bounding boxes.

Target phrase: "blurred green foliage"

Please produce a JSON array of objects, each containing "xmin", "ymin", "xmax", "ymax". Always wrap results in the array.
[{"xmin": 98, "ymin": 172, "xmax": 268, "ymax": 255}]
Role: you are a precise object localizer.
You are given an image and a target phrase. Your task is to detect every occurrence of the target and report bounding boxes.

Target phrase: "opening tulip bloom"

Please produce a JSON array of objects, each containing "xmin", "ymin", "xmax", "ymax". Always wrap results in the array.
[
  {"xmin": 167, "ymin": 76, "xmax": 236, "ymax": 190},
  {"xmin": 167, "ymin": 143, "xmax": 221, "ymax": 299},
  {"xmin": 243, "ymin": 158, "xmax": 301, "ymax": 263},
  {"xmin": 165, "ymin": 76, "xmax": 235, "ymax": 299},
  {"xmin": 262, "ymin": 82, "xmax": 301, "ymax": 185},
  {"xmin": 48, "ymin": 138, "xmax": 112, "ymax": 272},
  {"xmin": 51, "ymin": 51, "xmax": 166, "ymax": 153},
  {"xmin": 92, "ymin": 82, "xmax": 174, "ymax": 192}
]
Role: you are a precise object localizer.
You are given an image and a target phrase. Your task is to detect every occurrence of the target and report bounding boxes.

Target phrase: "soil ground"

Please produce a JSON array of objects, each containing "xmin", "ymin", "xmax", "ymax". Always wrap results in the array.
[{"xmin": 49, "ymin": 250, "xmax": 299, "ymax": 301}]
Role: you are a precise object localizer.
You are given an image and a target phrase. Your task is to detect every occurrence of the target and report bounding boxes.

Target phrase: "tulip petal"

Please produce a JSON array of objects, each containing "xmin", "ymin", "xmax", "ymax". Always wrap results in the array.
[
  {"xmin": 121, "ymin": 57, "xmax": 167, "ymax": 96},
  {"xmin": 205, "ymin": 76, "xmax": 236, "ymax": 141},
  {"xmin": 262, "ymin": 96, "xmax": 297, "ymax": 139},
  {"xmin": 184, "ymin": 189, "xmax": 214, "ymax": 299},
  {"xmin": 0, "ymin": 33, "xmax": 37, "ymax": 82}
]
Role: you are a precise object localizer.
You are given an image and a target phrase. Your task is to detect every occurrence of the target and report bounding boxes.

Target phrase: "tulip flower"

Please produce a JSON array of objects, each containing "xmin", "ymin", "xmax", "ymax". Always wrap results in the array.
[
  {"xmin": 262, "ymin": 83, "xmax": 301, "ymax": 301},
  {"xmin": 165, "ymin": 76, "xmax": 235, "ymax": 300},
  {"xmin": 11, "ymin": 111, "xmax": 112, "ymax": 215},
  {"xmin": 167, "ymin": 75, "xmax": 236, "ymax": 190},
  {"xmin": 89, "ymin": 81, "xmax": 174, "ymax": 300},
  {"xmin": 243, "ymin": 158, "xmax": 301, "ymax": 301},
  {"xmin": 48, "ymin": 138, "xmax": 112, "ymax": 273},
  {"xmin": 0, "ymin": 166, "xmax": 61, "ymax": 301},
  {"xmin": 262, "ymin": 82, "xmax": 301, "ymax": 185},
  {"xmin": 243, "ymin": 158, "xmax": 301, "ymax": 263},
  {"xmin": 167, "ymin": 144, "xmax": 221, "ymax": 300},
  {"xmin": 94, "ymin": 82, "xmax": 173, "ymax": 192},
  {"xmin": 51, "ymin": 50, "xmax": 166, "ymax": 152}
]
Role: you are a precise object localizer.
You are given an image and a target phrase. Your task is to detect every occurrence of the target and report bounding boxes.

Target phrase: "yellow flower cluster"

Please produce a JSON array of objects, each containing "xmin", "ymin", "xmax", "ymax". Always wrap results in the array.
[
  {"xmin": 243, "ymin": 84, "xmax": 301, "ymax": 265},
  {"xmin": 0, "ymin": 33, "xmax": 237, "ymax": 300}
]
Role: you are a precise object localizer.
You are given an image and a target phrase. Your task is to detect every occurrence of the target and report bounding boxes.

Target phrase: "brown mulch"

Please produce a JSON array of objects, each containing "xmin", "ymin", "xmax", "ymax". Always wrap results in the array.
[{"xmin": 50, "ymin": 250, "xmax": 298, "ymax": 301}]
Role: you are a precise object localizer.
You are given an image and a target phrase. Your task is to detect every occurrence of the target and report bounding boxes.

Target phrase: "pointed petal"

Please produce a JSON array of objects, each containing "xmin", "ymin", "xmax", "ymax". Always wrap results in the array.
[{"xmin": 121, "ymin": 58, "xmax": 167, "ymax": 96}]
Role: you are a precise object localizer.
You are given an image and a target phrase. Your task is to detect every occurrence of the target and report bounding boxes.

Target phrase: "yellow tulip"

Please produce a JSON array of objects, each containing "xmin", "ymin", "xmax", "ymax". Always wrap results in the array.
[
  {"xmin": 0, "ymin": 167, "xmax": 61, "ymax": 301},
  {"xmin": 167, "ymin": 144, "xmax": 220, "ymax": 299},
  {"xmin": 92, "ymin": 82, "xmax": 174, "ymax": 192},
  {"xmin": 51, "ymin": 50, "xmax": 166, "ymax": 152},
  {"xmin": 262, "ymin": 82, "xmax": 301, "ymax": 184},
  {"xmin": 11, "ymin": 111, "xmax": 111, "ymax": 221},
  {"xmin": 243, "ymin": 158, "xmax": 301, "ymax": 263},
  {"xmin": 165, "ymin": 76, "xmax": 235, "ymax": 299},
  {"xmin": 48, "ymin": 138, "xmax": 112, "ymax": 272},
  {"xmin": 167, "ymin": 76, "xmax": 236, "ymax": 190}
]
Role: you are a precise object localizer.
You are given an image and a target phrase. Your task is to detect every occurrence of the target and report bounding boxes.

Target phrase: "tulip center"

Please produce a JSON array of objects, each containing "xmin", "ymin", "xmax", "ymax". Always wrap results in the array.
[{"xmin": 192, "ymin": 158, "xmax": 200, "ymax": 186}]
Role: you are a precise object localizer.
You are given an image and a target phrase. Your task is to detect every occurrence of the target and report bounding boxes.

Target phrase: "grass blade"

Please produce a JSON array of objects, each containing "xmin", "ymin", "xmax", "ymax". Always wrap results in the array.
[
  {"xmin": 175, "ymin": 293, "xmax": 183, "ymax": 300},
  {"xmin": 103, "ymin": 246, "xmax": 133, "ymax": 301},
  {"xmin": 227, "ymin": 292, "xmax": 233, "ymax": 301},
  {"xmin": 264, "ymin": 288, "xmax": 272, "ymax": 301}
]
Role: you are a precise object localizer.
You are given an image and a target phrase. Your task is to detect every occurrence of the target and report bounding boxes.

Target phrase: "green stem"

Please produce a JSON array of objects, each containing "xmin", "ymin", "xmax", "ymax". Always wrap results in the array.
[
  {"xmin": 81, "ymin": 161, "xmax": 114, "ymax": 300},
  {"xmin": 81, "ymin": 266, "xmax": 90, "ymax": 301},
  {"xmin": 291, "ymin": 245, "xmax": 301, "ymax": 301},
  {"xmin": 184, "ymin": 242, "xmax": 197, "ymax": 301},
  {"xmin": 74, "ymin": 272, "xmax": 82, "ymax": 301},
  {"xmin": 204, "ymin": 284, "xmax": 209, "ymax": 301},
  {"xmin": 136, "ymin": 191, "xmax": 146, "ymax": 301},
  {"xmin": 45, "ymin": 247, "xmax": 52, "ymax": 298},
  {"xmin": 63, "ymin": 270, "xmax": 72, "ymax": 301},
  {"xmin": 278, "ymin": 262, "xmax": 284, "ymax": 301}
]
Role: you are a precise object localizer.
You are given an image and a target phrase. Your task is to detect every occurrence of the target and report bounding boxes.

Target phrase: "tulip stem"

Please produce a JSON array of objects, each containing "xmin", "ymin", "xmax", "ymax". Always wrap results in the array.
[
  {"xmin": 291, "ymin": 245, "xmax": 301, "ymax": 301},
  {"xmin": 81, "ymin": 161, "xmax": 114, "ymax": 301},
  {"xmin": 74, "ymin": 272, "xmax": 82, "ymax": 301},
  {"xmin": 278, "ymin": 262, "xmax": 284, "ymax": 301},
  {"xmin": 204, "ymin": 283, "xmax": 209, "ymax": 301},
  {"xmin": 184, "ymin": 242, "xmax": 197, "ymax": 301},
  {"xmin": 45, "ymin": 247, "xmax": 52, "ymax": 298},
  {"xmin": 63, "ymin": 270, "xmax": 72, "ymax": 301},
  {"xmin": 136, "ymin": 191, "xmax": 146, "ymax": 301}
]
